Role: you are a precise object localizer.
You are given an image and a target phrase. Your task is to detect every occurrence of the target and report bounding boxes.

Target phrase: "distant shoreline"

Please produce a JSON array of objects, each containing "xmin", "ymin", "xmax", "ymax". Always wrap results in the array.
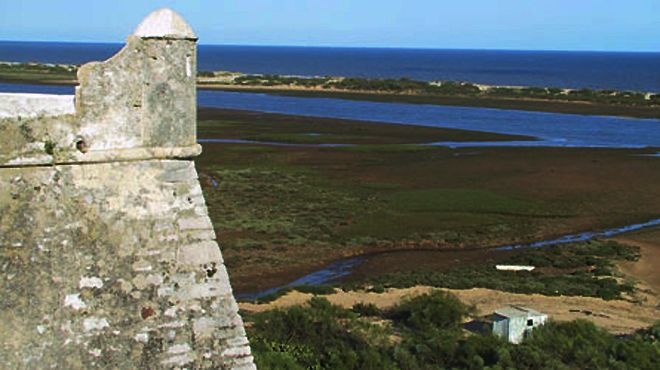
[
  {"xmin": 2, "ymin": 78, "xmax": 658, "ymax": 120},
  {"xmin": 1, "ymin": 61, "xmax": 659, "ymax": 119}
]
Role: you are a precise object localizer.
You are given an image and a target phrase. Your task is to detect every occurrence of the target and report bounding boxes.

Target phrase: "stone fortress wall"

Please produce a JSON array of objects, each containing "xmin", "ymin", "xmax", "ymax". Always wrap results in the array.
[{"xmin": 0, "ymin": 9, "xmax": 255, "ymax": 369}]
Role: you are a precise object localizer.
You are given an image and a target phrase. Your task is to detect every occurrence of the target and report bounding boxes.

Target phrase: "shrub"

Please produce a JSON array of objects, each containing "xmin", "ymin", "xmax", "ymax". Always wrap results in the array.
[
  {"xmin": 388, "ymin": 291, "xmax": 473, "ymax": 332},
  {"xmin": 521, "ymin": 320, "xmax": 660, "ymax": 369},
  {"xmin": 250, "ymin": 297, "xmax": 397, "ymax": 369},
  {"xmin": 352, "ymin": 302, "xmax": 381, "ymax": 316},
  {"xmin": 247, "ymin": 290, "xmax": 660, "ymax": 369}
]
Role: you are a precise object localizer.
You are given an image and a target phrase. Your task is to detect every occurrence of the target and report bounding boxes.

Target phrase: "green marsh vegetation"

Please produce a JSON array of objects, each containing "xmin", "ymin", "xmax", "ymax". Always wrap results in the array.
[
  {"xmin": 344, "ymin": 240, "xmax": 640, "ymax": 301},
  {"xmin": 196, "ymin": 109, "xmax": 660, "ymax": 292}
]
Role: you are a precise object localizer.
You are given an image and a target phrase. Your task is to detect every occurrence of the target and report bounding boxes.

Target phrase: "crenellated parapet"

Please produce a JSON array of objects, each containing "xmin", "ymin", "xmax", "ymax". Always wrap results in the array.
[{"xmin": 0, "ymin": 9, "xmax": 255, "ymax": 369}]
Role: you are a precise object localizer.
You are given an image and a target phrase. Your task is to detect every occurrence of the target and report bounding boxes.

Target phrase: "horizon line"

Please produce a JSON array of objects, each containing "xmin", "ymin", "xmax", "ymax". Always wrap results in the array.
[{"xmin": 0, "ymin": 39, "xmax": 659, "ymax": 54}]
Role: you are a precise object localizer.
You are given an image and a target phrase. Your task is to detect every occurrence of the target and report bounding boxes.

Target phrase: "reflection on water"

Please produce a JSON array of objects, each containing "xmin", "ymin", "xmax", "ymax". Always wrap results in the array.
[
  {"xmin": 496, "ymin": 218, "xmax": 660, "ymax": 251},
  {"xmin": 634, "ymin": 152, "xmax": 660, "ymax": 157},
  {"xmin": 428, "ymin": 140, "xmax": 648, "ymax": 149},
  {"xmin": 235, "ymin": 258, "xmax": 364, "ymax": 301}
]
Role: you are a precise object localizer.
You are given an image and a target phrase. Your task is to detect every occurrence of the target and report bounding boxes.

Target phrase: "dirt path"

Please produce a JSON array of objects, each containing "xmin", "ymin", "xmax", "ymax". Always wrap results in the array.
[
  {"xmin": 611, "ymin": 236, "xmax": 660, "ymax": 295},
  {"xmin": 240, "ymin": 286, "xmax": 658, "ymax": 334}
]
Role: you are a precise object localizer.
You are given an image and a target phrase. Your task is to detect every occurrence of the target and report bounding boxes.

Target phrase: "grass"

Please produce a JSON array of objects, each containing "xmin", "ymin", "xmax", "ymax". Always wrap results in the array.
[
  {"xmin": 201, "ymin": 161, "xmax": 550, "ymax": 282},
  {"xmin": 385, "ymin": 189, "xmax": 535, "ymax": 214},
  {"xmin": 204, "ymin": 167, "xmax": 360, "ymax": 241},
  {"xmin": 344, "ymin": 189, "xmax": 549, "ymax": 243}
]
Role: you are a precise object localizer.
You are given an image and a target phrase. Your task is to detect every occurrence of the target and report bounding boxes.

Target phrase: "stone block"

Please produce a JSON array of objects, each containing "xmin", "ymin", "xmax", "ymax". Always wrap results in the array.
[
  {"xmin": 178, "ymin": 216, "xmax": 213, "ymax": 231},
  {"xmin": 177, "ymin": 240, "xmax": 223, "ymax": 266}
]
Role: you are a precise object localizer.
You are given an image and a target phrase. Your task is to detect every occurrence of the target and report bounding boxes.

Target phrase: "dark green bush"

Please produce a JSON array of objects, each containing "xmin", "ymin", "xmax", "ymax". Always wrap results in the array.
[
  {"xmin": 250, "ymin": 297, "xmax": 397, "ymax": 369},
  {"xmin": 522, "ymin": 320, "xmax": 660, "ymax": 370},
  {"xmin": 234, "ymin": 74, "xmax": 331, "ymax": 87},
  {"xmin": 330, "ymin": 77, "xmax": 428, "ymax": 92},
  {"xmin": 650, "ymin": 94, "xmax": 660, "ymax": 105},
  {"xmin": 352, "ymin": 302, "xmax": 381, "ymax": 316},
  {"xmin": 388, "ymin": 291, "xmax": 473, "ymax": 332},
  {"xmin": 248, "ymin": 291, "xmax": 660, "ymax": 369}
]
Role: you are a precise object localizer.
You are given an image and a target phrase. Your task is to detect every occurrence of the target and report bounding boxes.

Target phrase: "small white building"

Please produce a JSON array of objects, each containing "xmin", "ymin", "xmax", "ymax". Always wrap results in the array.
[{"xmin": 492, "ymin": 306, "xmax": 547, "ymax": 344}]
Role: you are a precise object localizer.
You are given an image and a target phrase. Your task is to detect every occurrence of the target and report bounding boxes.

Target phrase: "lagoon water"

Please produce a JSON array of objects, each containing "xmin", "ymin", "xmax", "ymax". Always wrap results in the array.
[
  {"xmin": 1, "ymin": 41, "xmax": 660, "ymax": 92},
  {"xmin": 2, "ymin": 82, "xmax": 659, "ymax": 149},
  {"xmin": 196, "ymin": 91, "xmax": 660, "ymax": 148}
]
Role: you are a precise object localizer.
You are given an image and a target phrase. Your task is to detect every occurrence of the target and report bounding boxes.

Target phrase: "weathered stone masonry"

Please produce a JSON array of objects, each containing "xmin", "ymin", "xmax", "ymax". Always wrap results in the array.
[{"xmin": 0, "ymin": 9, "xmax": 255, "ymax": 369}]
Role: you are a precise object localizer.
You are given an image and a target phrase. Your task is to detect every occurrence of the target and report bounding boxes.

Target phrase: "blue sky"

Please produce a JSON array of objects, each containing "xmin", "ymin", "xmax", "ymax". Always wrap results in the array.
[{"xmin": 1, "ymin": 1, "xmax": 658, "ymax": 51}]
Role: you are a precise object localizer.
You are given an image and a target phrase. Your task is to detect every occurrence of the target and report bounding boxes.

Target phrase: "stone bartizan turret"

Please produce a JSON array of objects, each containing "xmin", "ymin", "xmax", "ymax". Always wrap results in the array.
[{"xmin": 0, "ymin": 8, "xmax": 255, "ymax": 369}]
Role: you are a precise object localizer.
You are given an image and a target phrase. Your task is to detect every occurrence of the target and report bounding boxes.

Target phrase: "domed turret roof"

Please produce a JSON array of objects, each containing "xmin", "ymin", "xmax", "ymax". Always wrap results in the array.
[{"xmin": 133, "ymin": 8, "xmax": 196, "ymax": 39}]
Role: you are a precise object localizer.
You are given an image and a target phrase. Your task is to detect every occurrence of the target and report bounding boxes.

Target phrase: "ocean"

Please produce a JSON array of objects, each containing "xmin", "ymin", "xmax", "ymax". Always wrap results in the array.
[{"xmin": 1, "ymin": 41, "xmax": 659, "ymax": 92}]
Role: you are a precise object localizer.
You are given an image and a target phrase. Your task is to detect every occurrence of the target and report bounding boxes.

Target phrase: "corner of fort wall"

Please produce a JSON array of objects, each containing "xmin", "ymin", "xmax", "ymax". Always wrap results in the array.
[{"xmin": 0, "ymin": 8, "xmax": 255, "ymax": 369}]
